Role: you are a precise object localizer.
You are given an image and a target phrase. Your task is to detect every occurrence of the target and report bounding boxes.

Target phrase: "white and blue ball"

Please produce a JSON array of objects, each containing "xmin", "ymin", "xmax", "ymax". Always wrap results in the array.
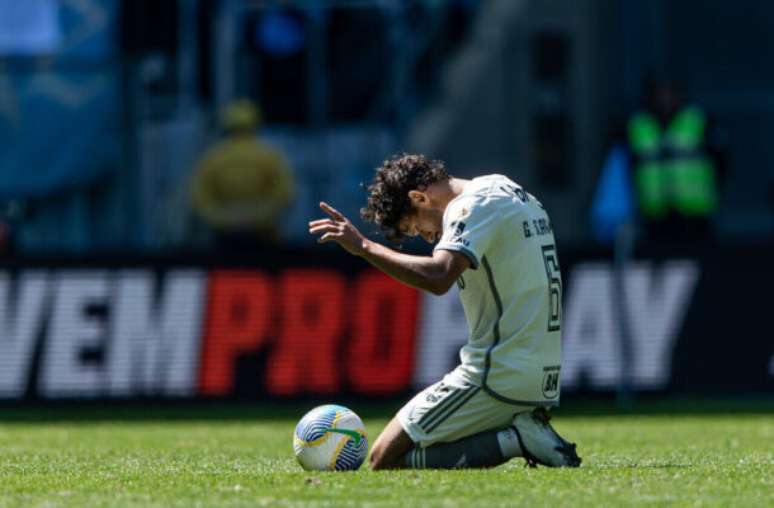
[{"xmin": 293, "ymin": 404, "xmax": 368, "ymax": 471}]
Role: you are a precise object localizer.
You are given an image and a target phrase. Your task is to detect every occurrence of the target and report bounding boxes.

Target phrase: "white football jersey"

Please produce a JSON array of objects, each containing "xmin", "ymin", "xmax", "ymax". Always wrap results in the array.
[{"xmin": 434, "ymin": 175, "xmax": 562, "ymax": 406}]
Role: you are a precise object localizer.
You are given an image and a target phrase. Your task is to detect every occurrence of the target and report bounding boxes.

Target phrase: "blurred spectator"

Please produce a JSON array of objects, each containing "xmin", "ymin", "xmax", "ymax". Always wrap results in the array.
[
  {"xmin": 0, "ymin": 199, "xmax": 23, "ymax": 257},
  {"xmin": 190, "ymin": 100, "xmax": 294, "ymax": 251},
  {"xmin": 590, "ymin": 141, "xmax": 635, "ymax": 246},
  {"xmin": 0, "ymin": 221, "xmax": 11, "ymax": 256},
  {"xmin": 593, "ymin": 78, "xmax": 725, "ymax": 246},
  {"xmin": 627, "ymin": 78, "xmax": 723, "ymax": 244}
]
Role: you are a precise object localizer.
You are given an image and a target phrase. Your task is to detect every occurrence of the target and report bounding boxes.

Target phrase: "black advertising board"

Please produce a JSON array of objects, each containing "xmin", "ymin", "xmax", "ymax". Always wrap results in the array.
[{"xmin": 0, "ymin": 245, "xmax": 771, "ymax": 400}]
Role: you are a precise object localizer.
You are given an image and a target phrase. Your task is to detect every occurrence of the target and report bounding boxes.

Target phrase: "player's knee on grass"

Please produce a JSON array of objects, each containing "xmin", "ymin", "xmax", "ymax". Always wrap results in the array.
[{"xmin": 370, "ymin": 417, "xmax": 414, "ymax": 470}]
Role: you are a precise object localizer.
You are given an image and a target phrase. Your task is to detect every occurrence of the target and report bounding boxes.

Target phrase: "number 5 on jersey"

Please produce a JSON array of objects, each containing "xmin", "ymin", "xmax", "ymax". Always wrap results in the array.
[{"xmin": 541, "ymin": 244, "xmax": 562, "ymax": 332}]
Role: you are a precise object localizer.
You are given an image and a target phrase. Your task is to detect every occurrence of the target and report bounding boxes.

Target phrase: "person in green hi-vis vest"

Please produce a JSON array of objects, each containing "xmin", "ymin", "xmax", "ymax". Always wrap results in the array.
[{"xmin": 626, "ymin": 78, "xmax": 725, "ymax": 244}]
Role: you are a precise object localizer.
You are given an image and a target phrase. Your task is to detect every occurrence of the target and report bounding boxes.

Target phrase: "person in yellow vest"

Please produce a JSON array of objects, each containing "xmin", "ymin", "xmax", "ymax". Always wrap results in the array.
[
  {"xmin": 191, "ymin": 100, "xmax": 294, "ymax": 250},
  {"xmin": 627, "ymin": 78, "xmax": 723, "ymax": 243}
]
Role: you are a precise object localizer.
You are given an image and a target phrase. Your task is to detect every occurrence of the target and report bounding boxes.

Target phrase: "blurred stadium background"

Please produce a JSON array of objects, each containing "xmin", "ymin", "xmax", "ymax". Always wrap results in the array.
[{"xmin": 0, "ymin": 0, "xmax": 772, "ymax": 410}]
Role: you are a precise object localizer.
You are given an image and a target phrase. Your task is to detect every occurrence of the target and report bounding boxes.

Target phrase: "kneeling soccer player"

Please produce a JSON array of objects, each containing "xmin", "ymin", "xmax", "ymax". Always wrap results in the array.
[{"xmin": 308, "ymin": 154, "xmax": 581, "ymax": 469}]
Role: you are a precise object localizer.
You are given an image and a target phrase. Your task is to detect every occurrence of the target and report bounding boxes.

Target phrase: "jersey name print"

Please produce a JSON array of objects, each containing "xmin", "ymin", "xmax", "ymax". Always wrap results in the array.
[{"xmin": 434, "ymin": 175, "xmax": 563, "ymax": 405}]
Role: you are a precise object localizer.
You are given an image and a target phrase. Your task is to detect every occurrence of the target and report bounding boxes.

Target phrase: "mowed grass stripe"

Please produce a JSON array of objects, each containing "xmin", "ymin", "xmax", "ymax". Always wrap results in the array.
[{"xmin": 0, "ymin": 409, "xmax": 772, "ymax": 507}]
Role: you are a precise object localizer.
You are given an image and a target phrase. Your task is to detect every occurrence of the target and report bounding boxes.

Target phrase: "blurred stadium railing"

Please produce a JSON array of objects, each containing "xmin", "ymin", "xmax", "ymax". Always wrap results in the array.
[
  {"xmin": 1, "ymin": 1, "xmax": 772, "ymax": 407},
  {"xmin": 0, "ymin": 0, "xmax": 482, "ymax": 254},
  {"xmin": 2, "ymin": 0, "xmax": 771, "ymax": 255}
]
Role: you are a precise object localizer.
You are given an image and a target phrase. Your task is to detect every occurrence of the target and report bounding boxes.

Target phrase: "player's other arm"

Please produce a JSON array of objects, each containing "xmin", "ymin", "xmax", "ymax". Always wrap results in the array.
[{"xmin": 309, "ymin": 202, "xmax": 468, "ymax": 295}]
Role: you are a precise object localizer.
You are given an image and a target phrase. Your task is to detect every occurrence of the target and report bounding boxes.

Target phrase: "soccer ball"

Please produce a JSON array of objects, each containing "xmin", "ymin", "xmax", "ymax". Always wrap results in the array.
[{"xmin": 293, "ymin": 404, "xmax": 368, "ymax": 471}]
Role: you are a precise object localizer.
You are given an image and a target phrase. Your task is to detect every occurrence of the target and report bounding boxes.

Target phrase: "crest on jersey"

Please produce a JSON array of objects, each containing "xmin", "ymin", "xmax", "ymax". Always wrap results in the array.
[{"xmin": 455, "ymin": 207, "xmax": 470, "ymax": 219}]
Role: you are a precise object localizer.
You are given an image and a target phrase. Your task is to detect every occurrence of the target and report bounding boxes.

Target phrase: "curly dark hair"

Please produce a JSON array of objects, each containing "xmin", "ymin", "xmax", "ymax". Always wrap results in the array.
[{"xmin": 360, "ymin": 153, "xmax": 449, "ymax": 242}]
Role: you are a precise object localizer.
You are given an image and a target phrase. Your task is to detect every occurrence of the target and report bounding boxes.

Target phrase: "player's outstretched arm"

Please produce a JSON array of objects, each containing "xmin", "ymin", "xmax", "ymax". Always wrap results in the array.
[{"xmin": 308, "ymin": 202, "xmax": 468, "ymax": 295}]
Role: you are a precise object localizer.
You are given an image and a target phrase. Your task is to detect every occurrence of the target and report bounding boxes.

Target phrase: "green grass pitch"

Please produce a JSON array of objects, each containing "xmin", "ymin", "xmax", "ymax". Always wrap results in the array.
[{"xmin": 0, "ymin": 401, "xmax": 772, "ymax": 507}]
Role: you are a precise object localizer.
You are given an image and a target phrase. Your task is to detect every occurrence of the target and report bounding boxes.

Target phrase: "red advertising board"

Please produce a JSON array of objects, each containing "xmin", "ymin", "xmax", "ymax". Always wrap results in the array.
[{"xmin": 0, "ymin": 266, "xmax": 422, "ymax": 399}]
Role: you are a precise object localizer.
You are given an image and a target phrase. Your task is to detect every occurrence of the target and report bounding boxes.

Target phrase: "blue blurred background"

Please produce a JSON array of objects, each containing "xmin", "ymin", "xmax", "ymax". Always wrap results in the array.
[{"xmin": 0, "ymin": 0, "xmax": 771, "ymax": 256}]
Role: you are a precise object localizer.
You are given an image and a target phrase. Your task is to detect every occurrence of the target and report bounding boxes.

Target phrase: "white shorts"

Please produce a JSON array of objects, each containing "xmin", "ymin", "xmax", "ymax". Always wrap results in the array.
[{"xmin": 397, "ymin": 370, "xmax": 532, "ymax": 448}]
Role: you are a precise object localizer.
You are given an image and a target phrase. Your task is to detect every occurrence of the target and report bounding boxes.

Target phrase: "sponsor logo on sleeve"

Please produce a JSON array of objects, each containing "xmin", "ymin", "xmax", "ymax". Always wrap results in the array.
[{"xmin": 447, "ymin": 220, "xmax": 469, "ymax": 246}]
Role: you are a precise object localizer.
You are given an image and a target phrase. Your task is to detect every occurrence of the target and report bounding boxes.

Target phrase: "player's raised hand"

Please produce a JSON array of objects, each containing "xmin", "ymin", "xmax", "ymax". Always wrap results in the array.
[{"xmin": 308, "ymin": 202, "xmax": 368, "ymax": 256}]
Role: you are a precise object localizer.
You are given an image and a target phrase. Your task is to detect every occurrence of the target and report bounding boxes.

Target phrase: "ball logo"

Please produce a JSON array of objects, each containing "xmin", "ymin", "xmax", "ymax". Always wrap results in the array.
[
  {"xmin": 294, "ymin": 405, "xmax": 368, "ymax": 471},
  {"xmin": 321, "ymin": 427, "xmax": 363, "ymax": 446}
]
